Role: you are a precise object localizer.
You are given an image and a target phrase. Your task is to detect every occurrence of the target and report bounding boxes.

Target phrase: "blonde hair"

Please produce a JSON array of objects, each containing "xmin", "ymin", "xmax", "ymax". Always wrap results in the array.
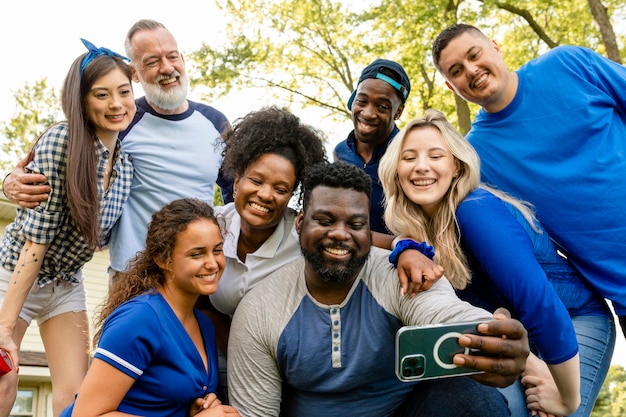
[{"xmin": 379, "ymin": 109, "xmax": 538, "ymax": 289}]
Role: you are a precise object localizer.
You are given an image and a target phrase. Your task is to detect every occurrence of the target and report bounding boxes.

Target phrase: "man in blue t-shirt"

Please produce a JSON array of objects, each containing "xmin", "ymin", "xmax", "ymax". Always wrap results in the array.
[{"xmin": 432, "ymin": 23, "xmax": 626, "ymax": 339}]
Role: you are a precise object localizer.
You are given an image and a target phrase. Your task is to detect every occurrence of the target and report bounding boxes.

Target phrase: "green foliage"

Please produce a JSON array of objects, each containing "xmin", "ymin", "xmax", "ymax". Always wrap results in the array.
[
  {"xmin": 213, "ymin": 184, "xmax": 225, "ymax": 206},
  {"xmin": 0, "ymin": 78, "xmax": 60, "ymax": 179},
  {"xmin": 1, "ymin": 1, "xmax": 624, "ymax": 180},
  {"xmin": 187, "ymin": 0, "xmax": 624, "ymax": 136},
  {"xmin": 190, "ymin": 0, "xmax": 376, "ymax": 123},
  {"xmin": 592, "ymin": 365, "xmax": 626, "ymax": 416}
]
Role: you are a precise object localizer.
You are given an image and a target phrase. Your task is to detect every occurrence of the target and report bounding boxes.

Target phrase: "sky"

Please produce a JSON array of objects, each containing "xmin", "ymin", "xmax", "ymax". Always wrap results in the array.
[
  {"xmin": 2, "ymin": 1, "xmax": 625, "ymax": 367},
  {"xmin": 0, "ymin": 1, "xmax": 280, "ymax": 129}
]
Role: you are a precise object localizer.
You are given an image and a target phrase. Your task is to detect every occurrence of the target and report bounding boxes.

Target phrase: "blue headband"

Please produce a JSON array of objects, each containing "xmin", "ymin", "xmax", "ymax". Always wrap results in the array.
[
  {"xmin": 79, "ymin": 38, "xmax": 129, "ymax": 77},
  {"xmin": 375, "ymin": 73, "xmax": 408, "ymax": 100}
]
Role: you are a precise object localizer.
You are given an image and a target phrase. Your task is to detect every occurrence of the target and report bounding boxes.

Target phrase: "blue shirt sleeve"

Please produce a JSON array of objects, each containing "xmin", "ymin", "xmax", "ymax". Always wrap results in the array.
[
  {"xmin": 569, "ymin": 46, "xmax": 626, "ymax": 114},
  {"xmin": 95, "ymin": 298, "xmax": 163, "ymax": 379},
  {"xmin": 457, "ymin": 189, "xmax": 578, "ymax": 364}
]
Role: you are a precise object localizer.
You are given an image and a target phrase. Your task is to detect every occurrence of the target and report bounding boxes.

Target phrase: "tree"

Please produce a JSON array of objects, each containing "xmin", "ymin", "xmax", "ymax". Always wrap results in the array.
[
  {"xmin": 592, "ymin": 365, "xmax": 626, "ymax": 416},
  {"xmin": 190, "ymin": 0, "xmax": 374, "ymax": 125},
  {"xmin": 0, "ymin": 78, "xmax": 60, "ymax": 180},
  {"xmin": 365, "ymin": 0, "xmax": 482, "ymax": 132},
  {"xmin": 371, "ymin": 0, "xmax": 625, "ymax": 130},
  {"xmin": 587, "ymin": 0, "xmax": 622, "ymax": 63},
  {"xmin": 187, "ymin": 0, "xmax": 625, "ymax": 135}
]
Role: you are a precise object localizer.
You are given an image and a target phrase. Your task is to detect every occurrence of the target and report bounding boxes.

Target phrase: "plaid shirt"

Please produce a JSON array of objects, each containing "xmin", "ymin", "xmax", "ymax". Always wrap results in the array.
[{"xmin": 0, "ymin": 123, "xmax": 133, "ymax": 286}]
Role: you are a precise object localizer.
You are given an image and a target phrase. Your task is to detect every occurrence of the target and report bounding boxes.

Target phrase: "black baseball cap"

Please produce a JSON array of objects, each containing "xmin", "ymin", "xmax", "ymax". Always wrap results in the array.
[{"xmin": 347, "ymin": 59, "xmax": 411, "ymax": 110}]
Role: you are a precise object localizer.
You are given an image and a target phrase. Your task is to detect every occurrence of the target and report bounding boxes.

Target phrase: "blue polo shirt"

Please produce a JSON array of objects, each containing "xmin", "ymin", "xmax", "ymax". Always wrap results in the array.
[
  {"xmin": 333, "ymin": 126, "xmax": 399, "ymax": 234},
  {"xmin": 60, "ymin": 291, "xmax": 218, "ymax": 416}
]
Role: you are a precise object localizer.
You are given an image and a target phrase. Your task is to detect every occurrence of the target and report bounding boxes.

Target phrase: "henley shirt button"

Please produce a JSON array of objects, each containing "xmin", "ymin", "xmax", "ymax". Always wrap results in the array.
[{"xmin": 202, "ymin": 386, "xmax": 207, "ymax": 391}]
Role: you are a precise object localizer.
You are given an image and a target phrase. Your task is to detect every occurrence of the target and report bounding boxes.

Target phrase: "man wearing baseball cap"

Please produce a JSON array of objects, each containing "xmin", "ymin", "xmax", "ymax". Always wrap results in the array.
[{"xmin": 334, "ymin": 59, "xmax": 411, "ymax": 248}]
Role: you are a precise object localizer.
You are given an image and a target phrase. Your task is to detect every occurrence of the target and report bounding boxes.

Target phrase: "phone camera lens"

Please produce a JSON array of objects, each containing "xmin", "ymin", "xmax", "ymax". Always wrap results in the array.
[{"xmin": 402, "ymin": 357, "xmax": 425, "ymax": 378}]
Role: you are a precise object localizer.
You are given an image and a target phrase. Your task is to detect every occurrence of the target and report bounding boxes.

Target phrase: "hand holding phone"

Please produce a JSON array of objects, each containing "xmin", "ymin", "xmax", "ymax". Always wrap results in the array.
[
  {"xmin": 0, "ymin": 348, "xmax": 14, "ymax": 375},
  {"xmin": 395, "ymin": 321, "xmax": 486, "ymax": 382}
]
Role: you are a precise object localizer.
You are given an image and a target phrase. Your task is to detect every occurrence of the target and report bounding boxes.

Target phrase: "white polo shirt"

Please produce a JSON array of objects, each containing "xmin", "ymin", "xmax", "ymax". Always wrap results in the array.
[{"xmin": 210, "ymin": 203, "xmax": 301, "ymax": 317}]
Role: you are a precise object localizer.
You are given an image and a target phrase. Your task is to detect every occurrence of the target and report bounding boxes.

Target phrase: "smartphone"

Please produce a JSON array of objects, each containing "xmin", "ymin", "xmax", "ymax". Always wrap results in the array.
[
  {"xmin": 395, "ymin": 321, "xmax": 485, "ymax": 382},
  {"xmin": 0, "ymin": 348, "xmax": 13, "ymax": 375}
]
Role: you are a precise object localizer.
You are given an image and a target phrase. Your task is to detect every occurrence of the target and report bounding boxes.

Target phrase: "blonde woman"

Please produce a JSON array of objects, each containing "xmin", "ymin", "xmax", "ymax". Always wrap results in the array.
[{"xmin": 379, "ymin": 109, "xmax": 614, "ymax": 417}]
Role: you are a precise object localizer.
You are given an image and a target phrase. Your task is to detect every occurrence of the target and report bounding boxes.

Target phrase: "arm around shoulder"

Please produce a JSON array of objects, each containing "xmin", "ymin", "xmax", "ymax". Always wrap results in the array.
[{"xmin": 2, "ymin": 151, "xmax": 50, "ymax": 208}]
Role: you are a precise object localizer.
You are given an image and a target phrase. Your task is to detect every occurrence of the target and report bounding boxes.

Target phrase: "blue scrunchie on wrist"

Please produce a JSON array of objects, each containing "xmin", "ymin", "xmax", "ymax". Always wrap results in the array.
[{"xmin": 388, "ymin": 239, "xmax": 435, "ymax": 267}]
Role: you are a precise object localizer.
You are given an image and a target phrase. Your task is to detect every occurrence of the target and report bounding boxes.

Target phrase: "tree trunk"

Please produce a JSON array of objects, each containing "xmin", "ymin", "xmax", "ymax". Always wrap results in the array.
[
  {"xmin": 455, "ymin": 95, "xmax": 472, "ymax": 135},
  {"xmin": 443, "ymin": 0, "xmax": 473, "ymax": 133},
  {"xmin": 587, "ymin": 0, "xmax": 622, "ymax": 63}
]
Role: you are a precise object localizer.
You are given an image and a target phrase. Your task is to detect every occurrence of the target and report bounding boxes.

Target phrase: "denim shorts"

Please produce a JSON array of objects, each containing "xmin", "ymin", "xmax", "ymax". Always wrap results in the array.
[{"xmin": 0, "ymin": 267, "xmax": 86, "ymax": 326}]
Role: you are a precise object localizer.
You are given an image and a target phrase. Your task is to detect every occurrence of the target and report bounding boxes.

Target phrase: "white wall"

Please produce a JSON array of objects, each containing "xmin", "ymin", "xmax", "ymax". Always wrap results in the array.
[{"xmin": 1, "ymin": 218, "xmax": 110, "ymax": 417}]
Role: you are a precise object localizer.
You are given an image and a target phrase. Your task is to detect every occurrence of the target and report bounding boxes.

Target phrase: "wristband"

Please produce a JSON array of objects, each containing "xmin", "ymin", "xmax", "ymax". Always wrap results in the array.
[{"xmin": 388, "ymin": 239, "xmax": 435, "ymax": 267}]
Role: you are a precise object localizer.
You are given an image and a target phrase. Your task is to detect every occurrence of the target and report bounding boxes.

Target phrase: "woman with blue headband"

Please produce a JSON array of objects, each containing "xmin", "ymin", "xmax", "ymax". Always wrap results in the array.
[{"xmin": 0, "ymin": 39, "xmax": 135, "ymax": 417}]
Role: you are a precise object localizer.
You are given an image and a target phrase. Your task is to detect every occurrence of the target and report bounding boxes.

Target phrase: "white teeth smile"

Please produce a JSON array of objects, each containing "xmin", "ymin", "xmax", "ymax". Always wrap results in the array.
[
  {"xmin": 411, "ymin": 179, "xmax": 436, "ymax": 186},
  {"xmin": 160, "ymin": 77, "xmax": 177, "ymax": 85},
  {"xmin": 197, "ymin": 273, "xmax": 217, "ymax": 280},
  {"xmin": 325, "ymin": 247, "xmax": 349, "ymax": 256},
  {"xmin": 357, "ymin": 120, "xmax": 377, "ymax": 132},
  {"xmin": 472, "ymin": 73, "xmax": 488, "ymax": 88},
  {"xmin": 250, "ymin": 202, "xmax": 270, "ymax": 213}
]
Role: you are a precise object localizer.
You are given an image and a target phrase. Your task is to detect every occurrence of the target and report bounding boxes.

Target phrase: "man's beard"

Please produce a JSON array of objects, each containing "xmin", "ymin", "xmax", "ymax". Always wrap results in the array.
[
  {"xmin": 138, "ymin": 71, "xmax": 188, "ymax": 110},
  {"xmin": 301, "ymin": 244, "xmax": 370, "ymax": 284}
]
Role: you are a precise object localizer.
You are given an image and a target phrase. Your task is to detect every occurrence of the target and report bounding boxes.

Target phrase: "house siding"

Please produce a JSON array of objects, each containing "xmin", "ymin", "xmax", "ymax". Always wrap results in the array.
[{"xmin": 1, "ymin": 215, "xmax": 110, "ymax": 417}]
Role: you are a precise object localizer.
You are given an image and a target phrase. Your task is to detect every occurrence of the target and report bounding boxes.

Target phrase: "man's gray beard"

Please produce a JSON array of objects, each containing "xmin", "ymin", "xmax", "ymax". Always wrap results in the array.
[{"xmin": 140, "ymin": 74, "xmax": 189, "ymax": 111}]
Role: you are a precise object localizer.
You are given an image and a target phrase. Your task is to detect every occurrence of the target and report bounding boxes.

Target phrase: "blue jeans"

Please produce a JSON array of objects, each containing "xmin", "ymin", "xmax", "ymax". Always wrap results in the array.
[
  {"xmin": 499, "ymin": 380, "xmax": 530, "ymax": 417},
  {"xmin": 499, "ymin": 314, "xmax": 615, "ymax": 417},
  {"xmin": 395, "ymin": 377, "xmax": 510, "ymax": 416},
  {"xmin": 571, "ymin": 314, "xmax": 615, "ymax": 416}
]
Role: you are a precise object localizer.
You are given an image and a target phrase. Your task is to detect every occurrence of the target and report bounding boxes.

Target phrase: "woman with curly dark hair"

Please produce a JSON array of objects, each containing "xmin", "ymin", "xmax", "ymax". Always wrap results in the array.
[
  {"xmin": 211, "ymin": 107, "xmax": 326, "ymax": 317},
  {"xmin": 196, "ymin": 106, "xmax": 326, "ymax": 401},
  {"xmin": 60, "ymin": 198, "xmax": 240, "ymax": 417},
  {"xmin": 207, "ymin": 106, "xmax": 327, "ymax": 320}
]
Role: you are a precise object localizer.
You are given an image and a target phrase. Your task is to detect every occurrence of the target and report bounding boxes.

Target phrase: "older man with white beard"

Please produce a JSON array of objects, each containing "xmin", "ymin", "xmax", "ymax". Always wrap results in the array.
[
  {"xmin": 106, "ymin": 19, "xmax": 232, "ymax": 278},
  {"xmin": 3, "ymin": 19, "xmax": 233, "ymax": 280}
]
